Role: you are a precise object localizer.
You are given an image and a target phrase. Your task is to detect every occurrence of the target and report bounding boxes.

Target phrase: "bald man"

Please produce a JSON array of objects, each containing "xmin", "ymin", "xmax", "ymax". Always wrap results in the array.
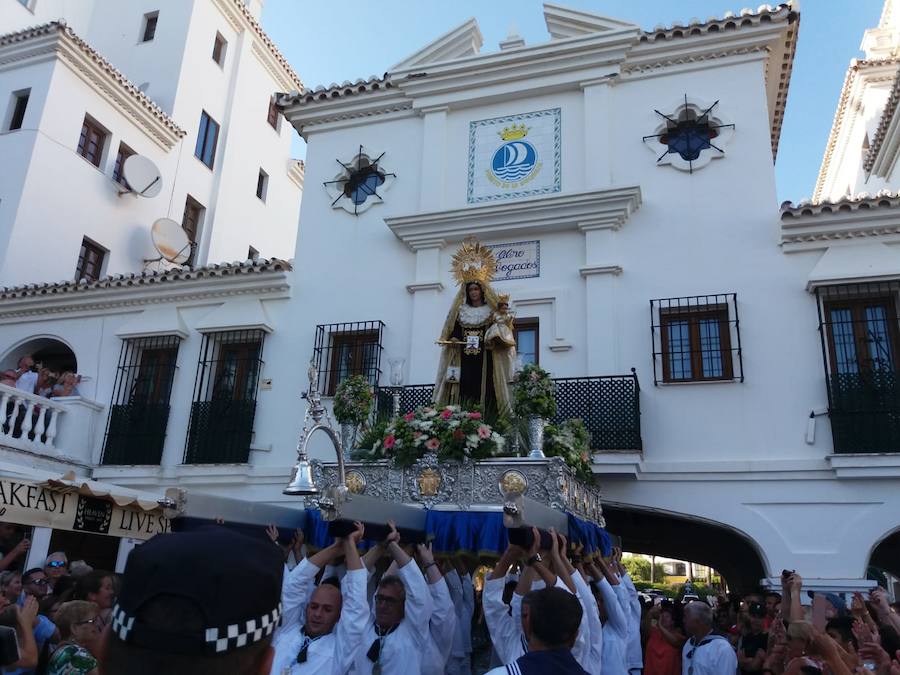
[{"xmin": 271, "ymin": 523, "xmax": 369, "ymax": 675}]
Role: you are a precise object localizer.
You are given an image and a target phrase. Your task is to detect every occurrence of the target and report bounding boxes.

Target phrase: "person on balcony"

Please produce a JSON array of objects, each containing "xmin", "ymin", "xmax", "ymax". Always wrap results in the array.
[
  {"xmin": 12, "ymin": 356, "xmax": 38, "ymax": 395},
  {"xmin": 434, "ymin": 241, "xmax": 513, "ymax": 415},
  {"xmin": 353, "ymin": 521, "xmax": 433, "ymax": 675}
]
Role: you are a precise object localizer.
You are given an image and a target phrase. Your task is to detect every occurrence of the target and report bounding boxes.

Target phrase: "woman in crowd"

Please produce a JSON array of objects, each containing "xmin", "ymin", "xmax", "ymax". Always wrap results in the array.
[
  {"xmin": 0, "ymin": 572, "xmax": 21, "ymax": 607},
  {"xmin": 47, "ymin": 601, "xmax": 100, "ymax": 675},
  {"xmin": 644, "ymin": 601, "xmax": 685, "ymax": 675},
  {"xmin": 51, "ymin": 373, "xmax": 80, "ymax": 398},
  {"xmin": 72, "ymin": 571, "xmax": 114, "ymax": 632}
]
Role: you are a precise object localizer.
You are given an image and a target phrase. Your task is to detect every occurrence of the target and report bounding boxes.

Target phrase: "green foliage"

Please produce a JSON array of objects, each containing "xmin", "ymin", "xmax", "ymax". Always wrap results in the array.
[
  {"xmin": 543, "ymin": 418, "xmax": 593, "ymax": 481},
  {"xmin": 622, "ymin": 555, "xmax": 667, "ymax": 583},
  {"xmin": 353, "ymin": 416, "xmax": 390, "ymax": 457},
  {"xmin": 365, "ymin": 405, "xmax": 505, "ymax": 468},
  {"xmin": 512, "ymin": 364, "xmax": 557, "ymax": 419},
  {"xmin": 332, "ymin": 375, "xmax": 374, "ymax": 425},
  {"xmin": 632, "ymin": 582, "xmax": 678, "ymax": 598}
]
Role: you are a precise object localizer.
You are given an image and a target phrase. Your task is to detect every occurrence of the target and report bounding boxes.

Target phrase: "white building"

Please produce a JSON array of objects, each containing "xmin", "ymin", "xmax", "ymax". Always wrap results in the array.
[
  {"xmin": 1, "ymin": 1, "xmax": 898, "ymax": 596},
  {"xmin": 0, "ymin": 0, "xmax": 303, "ymax": 287}
]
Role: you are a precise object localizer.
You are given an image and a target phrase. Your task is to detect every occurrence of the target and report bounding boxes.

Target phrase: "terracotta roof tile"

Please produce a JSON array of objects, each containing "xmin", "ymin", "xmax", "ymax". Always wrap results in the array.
[
  {"xmin": 0, "ymin": 21, "xmax": 185, "ymax": 140},
  {"xmin": 780, "ymin": 189, "xmax": 900, "ymax": 219},
  {"xmin": 0, "ymin": 259, "xmax": 292, "ymax": 301}
]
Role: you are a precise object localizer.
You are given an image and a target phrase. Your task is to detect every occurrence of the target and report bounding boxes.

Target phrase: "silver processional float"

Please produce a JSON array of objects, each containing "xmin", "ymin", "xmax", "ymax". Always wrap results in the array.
[{"xmin": 163, "ymin": 240, "xmax": 606, "ymax": 549}]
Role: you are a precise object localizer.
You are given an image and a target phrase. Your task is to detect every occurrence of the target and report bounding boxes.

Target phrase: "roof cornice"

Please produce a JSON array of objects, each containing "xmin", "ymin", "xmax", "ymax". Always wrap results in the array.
[
  {"xmin": 780, "ymin": 191, "xmax": 900, "ymax": 252},
  {"xmin": 814, "ymin": 58, "xmax": 900, "ymax": 202},
  {"xmin": 865, "ymin": 65, "xmax": 900, "ymax": 175},
  {"xmin": 385, "ymin": 186, "xmax": 642, "ymax": 251},
  {"xmin": 0, "ymin": 260, "xmax": 292, "ymax": 321},
  {"xmin": 0, "ymin": 22, "xmax": 185, "ymax": 150},
  {"xmin": 211, "ymin": 0, "xmax": 303, "ymax": 92}
]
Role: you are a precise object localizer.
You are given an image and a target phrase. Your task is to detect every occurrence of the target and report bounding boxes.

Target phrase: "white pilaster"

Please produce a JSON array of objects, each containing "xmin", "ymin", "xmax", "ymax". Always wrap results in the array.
[{"xmin": 419, "ymin": 107, "xmax": 449, "ymax": 211}]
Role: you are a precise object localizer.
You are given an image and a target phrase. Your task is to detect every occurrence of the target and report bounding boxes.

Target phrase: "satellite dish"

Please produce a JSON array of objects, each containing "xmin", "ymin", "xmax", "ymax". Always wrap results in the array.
[
  {"xmin": 122, "ymin": 155, "xmax": 163, "ymax": 198},
  {"xmin": 149, "ymin": 218, "xmax": 192, "ymax": 264}
]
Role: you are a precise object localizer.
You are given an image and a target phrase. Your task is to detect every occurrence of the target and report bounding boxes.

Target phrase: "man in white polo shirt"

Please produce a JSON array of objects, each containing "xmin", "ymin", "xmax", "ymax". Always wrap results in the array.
[{"xmin": 682, "ymin": 601, "xmax": 736, "ymax": 675}]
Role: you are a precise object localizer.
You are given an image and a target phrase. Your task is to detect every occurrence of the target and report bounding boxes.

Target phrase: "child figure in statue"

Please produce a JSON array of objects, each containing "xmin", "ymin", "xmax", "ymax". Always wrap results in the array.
[{"xmin": 484, "ymin": 295, "xmax": 517, "ymax": 353}]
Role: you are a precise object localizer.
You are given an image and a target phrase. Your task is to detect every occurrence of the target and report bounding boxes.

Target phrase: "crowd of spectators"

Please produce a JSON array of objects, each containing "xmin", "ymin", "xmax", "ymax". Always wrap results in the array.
[
  {"xmin": 0, "ymin": 519, "xmax": 894, "ymax": 674},
  {"xmin": 0, "ymin": 355, "xmax": 81, "ymax": 399}
]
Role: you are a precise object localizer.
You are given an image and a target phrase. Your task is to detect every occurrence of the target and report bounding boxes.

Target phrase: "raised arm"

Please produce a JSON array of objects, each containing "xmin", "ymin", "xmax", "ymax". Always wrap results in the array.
[
  {"xmin": 549, "ymin": 529, "xmax": 576, "ymax": 594},
  {"xmin": 386, "ymin": 522, "xmax": 433, "ymax": 644},
  {"xmin": 278, "ymin": 540, "xmax": 342, "ymax": 637},
  {"xmin": 335, "ymin": 522, "xmax": 372, "ymax": 675},
  {"xmin": 483, "ymin": 542, "xmax": 524, "ymax": 665}
]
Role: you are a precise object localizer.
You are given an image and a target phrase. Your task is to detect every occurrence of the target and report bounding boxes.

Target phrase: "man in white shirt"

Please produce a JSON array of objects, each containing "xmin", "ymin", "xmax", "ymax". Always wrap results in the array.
[
  {"xmin": 270, "ymin": 521, "xmax": 369, "ymax": 675},
  {"xmin": 682, "ymin": 601, "xmax": 737, "ymax": 675},
  {"xmin": 419, "ymin": 544, "xmax": 457, "ymax": 675},
  {"xmin": 353, "ymin": 521, "xmax": 433, "ymax": 675},
  {"xmin": 445, "ymin": 561, "xmax": 474, "ymax": 675},
  {"xmin": 587, "ymin": 553, "xmax": 629, "ymax": 675},
  {"xmin": 13, "ymin": 356, "xmax": 37, "ymax": 394}
]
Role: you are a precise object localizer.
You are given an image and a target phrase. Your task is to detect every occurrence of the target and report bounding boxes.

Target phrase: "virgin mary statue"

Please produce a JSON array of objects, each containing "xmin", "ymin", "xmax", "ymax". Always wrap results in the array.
[{"xmin": 433, "ymin": 241, "xmax": 516, "ymax": 413}]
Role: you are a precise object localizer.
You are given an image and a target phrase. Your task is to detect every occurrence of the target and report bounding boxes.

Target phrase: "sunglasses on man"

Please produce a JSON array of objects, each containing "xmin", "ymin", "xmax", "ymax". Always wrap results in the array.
[{"xmin": 46, "ymin": 561, "xmax": 66, "ymax": 568}]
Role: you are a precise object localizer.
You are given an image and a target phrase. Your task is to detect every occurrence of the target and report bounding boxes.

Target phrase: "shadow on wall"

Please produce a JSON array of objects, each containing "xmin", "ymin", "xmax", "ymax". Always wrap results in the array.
[{"xmin": 602, "ymin": 503, "xmax": 768, "ymax": 594}]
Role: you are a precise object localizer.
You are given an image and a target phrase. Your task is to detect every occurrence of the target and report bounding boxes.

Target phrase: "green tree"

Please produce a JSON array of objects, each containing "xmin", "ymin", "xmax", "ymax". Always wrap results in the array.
[{"xmin": 622, "ymin": 555, "xmax": 666, "ymax": 582}]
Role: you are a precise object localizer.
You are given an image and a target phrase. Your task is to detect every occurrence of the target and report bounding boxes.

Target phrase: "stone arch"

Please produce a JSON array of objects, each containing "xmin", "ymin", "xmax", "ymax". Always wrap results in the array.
[
  {"xmin": 1, "ymin": 335, "xmax": 78, "ymax": 374},
  {"xmin": 602, "ymin": 502, "xmax": 769, "ymax": 594},
  {"xmin": 868, "ymin": 524, "xmax": 900, "ymax": 580}
]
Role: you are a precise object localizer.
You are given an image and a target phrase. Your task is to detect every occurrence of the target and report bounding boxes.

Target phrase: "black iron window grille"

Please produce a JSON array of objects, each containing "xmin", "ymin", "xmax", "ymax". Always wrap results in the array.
[
  {"xmin": 323, "ymin": 146, "xmax": 396, "ymax": 215},
  {"xmin": 184, "ymin": 329, "xmax": 265, "ymax": 464},
  {"xmin": 642, "ymin": 96, "xmax": 735, "ymax": 173},
  {"xmin": 102, "ymin": 335, "xmax": 181, "ymax": 465},
  {"xmin": 313, "ymin": 321, "xmax": 385, "ymax": 396},
  {"xmin": 650, "ymin": 294, "xmax": 743, "ymax": 385},
  {"xmin": 372, "ymin": 374, "xmax": 642, "ymax": 452},
  {"xmin": 815, "ymin": 281, "xmax": 900, "ymax": 454}
]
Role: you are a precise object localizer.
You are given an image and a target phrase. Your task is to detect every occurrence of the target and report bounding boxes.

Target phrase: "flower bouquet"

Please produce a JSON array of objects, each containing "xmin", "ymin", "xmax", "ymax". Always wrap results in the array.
[
  {"xmin": 367, "ymin": 405, "xmax": 505, "ymax": 467},
  {"xmin": 332, "ymin": 375, "xmax": 374, "ymax": 426},
  {"xmin": 512, "ymin": 364, "xmax": 557, "ymax": 419},
  {"xmin": 543, "ymin": 418, "xmax": 593, "ymax": 482}
]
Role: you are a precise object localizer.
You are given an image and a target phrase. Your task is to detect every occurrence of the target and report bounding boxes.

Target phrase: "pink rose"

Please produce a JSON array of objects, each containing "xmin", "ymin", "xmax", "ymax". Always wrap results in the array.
[
  {"xmin": 425, "ymin": 437, "xmax": 441, "ymax": 451},
  {"xmin": 440, "ymin": 408, "xmax": 453, "ymax": 420},
  {"xmin": 413, "ymin": 431, "xmax": 422, "ymax": 438},
  {"xmin": 468, "ymin": 412, "xmax": 482, "ymax": 420},
  {"xmin": 477, "ymin": 424, "xmax": 491, "ymax": 439},
  {"xmin": 404, "ymin": 412, "xmax": 415, "ymax": 422},
  {"xmin": 383, "ymin": 435, "xmax": 396, "ymax": 450}
]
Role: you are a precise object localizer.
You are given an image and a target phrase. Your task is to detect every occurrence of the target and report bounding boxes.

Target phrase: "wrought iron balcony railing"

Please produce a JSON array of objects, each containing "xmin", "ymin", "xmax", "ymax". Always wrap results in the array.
[
  {"xmin": 828, "ymin": 371, "xmax": 900, "ymax": 454},
  {"xmin": 375, "ymin": 372, "xmax": 642, "ymax": 452}
]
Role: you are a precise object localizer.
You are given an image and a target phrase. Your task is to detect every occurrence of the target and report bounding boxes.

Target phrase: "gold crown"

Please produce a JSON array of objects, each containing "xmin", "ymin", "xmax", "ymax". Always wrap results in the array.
[
  {"xmin": 498, "ymin": 294, "xmax": 510, "ymax": 304},
  {"xmin": 451, "ymin": 239, "xmax": 496, "ymax": 285},
  {"xmin": 499, "ymin": 123, "xmax": 528, "ymax": 141}
]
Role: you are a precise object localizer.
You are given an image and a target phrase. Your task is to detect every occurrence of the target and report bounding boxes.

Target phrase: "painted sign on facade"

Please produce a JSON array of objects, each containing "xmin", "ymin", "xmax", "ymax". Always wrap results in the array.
[
  {"xmin": 0, "ymin": 478, "xmax": 170, "ymax": 540},
  {"xmin": 467, "ymin": 108, "xmax": 561, "ymax": 204},
  {"xmin": 488, "ymin": 240, "xmax": 541, "ymax": 281}
]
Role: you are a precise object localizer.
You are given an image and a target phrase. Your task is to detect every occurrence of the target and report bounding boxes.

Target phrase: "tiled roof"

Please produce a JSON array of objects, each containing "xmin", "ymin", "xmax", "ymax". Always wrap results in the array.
[
  {"xmin": 0, "ymin": 22, "xmax": 185, "ymax": 140},
  {"xmin": 864, "ymin": 65, "xmax": 900, "ymax": 172},
  {"xmin": 280, "ymin": 4, "xmax": 796, "ymax": 111},
  {"xmin": 639, "ymin": 3, "xmax": 793, "ymax": 42},
  {"xmin": 0, "ymin": 259, "xmax": 292, "ymax": 300},
  {"xmin": 227, "ymin": 0, "xmax": 303, "ymax": 91},
  {"xmin": 278, "ymin": 74, "xmax": 393, "ymax": 108},
  {"xmin": 780, "ymin": 189, "xmax": 900, "ymax": 219},
  {"xmin": 814, "ymin": 57, "xmax": 900, "ymax": 201}
]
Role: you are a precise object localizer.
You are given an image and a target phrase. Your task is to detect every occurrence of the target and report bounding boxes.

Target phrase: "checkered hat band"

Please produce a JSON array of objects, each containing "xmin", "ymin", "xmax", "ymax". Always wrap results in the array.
[{"xmin": 111, "ymin": 602, "xmax": 282, "ymax": 654}]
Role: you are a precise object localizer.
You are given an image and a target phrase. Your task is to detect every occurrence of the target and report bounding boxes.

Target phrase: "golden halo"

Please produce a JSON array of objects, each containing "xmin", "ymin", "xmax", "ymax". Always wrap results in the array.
[{"xmin": 451, "ymin": 239, "xmax": 496, "ymax": 285}]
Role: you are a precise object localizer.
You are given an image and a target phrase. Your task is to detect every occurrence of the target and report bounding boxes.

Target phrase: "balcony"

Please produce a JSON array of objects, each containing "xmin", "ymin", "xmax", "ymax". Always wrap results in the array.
[
  {"xmin": 828, "ymin": 371, "xmax": 900, "ymax": 454},
  {"xmin": 375, "ymin": 373, "xmax": 642, "ymax": 452},
  {"xmin": 0, "ymin": 383, "xmax": 104, "ymax": 467}
]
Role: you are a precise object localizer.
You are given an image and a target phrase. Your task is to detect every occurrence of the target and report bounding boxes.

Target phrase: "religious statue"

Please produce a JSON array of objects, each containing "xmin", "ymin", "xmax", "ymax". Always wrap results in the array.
[{"xmin": 434, "ymin": 241, "xmax": 515, "ymax": 413}]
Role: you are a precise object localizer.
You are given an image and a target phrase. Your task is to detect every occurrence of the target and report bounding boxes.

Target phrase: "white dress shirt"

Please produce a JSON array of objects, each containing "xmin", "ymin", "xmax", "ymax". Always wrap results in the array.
[
  {"xmin": 620, "ymin": 574, "xmax": 644, "ymax": 671},
  {"xmin": 422, "ymin": 576, "xmax": 457, "ymax": 675},
  {"xmin": 595, "ymin": 577, "xmax": 629, "ymax": 675},
  {"xmin": 482, "ymin": 574, "xmax": 523, "ymax": 667},
  {"xmin": 353, "ymin": 560, "xmax": 434, "ymax": 675},
  {"xmin": 445, "ymin": 570, "xmax": 475, "ymax": 675},
  {"xmin": 682, "ymin": 633, "xmax": 737, "ymax": 675},
  {"xmin": 572, "ymin": 571, "xmax": 603, "ymax": 675},
  {"xmin": 15, "ymin": 370, "xmax": 37, "ymax": 394},
  {"xmin": 271, "ymin": 562, "xmax": 369, "ymax": 675}
]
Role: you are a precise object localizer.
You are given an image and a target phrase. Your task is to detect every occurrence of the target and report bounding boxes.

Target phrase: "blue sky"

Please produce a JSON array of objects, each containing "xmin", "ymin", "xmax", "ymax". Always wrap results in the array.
[{"xmin": 262, "ymin": 0, "xmax": 884, "ymax": 204}]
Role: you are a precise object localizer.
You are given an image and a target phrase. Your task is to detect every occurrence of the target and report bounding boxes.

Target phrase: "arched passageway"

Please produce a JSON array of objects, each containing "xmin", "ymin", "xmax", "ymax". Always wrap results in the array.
[
  {"xmin": 1, "ymin": 337, "xmax": 77, "ymax": 374},
  {"xmin": 870, "ymin": 528, "xmax": 900, "ymax": 580},
  {"xmin": 602, "ymin": 503, "xmax": 767, "ymax": 594}
]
